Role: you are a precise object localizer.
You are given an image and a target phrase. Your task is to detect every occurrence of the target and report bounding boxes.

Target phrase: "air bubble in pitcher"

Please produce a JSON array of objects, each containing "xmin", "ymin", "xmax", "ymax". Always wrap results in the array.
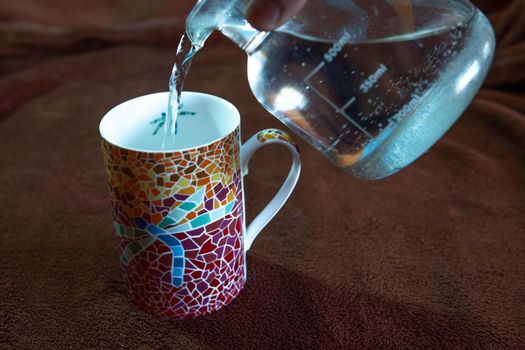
[{"xmin": 186, "ymin": 0, "xmax": 496, "ymax": 179}]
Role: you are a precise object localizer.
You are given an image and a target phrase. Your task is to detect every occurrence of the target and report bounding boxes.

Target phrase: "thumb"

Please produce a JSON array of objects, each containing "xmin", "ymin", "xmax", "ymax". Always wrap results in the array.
[{"xmin": 246, "ymin": 0, "xmax": 308, "ymax": 31}]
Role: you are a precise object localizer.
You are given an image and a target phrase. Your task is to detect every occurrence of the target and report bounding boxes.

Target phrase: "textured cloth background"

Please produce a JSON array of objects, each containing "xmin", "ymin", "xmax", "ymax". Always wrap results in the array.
[{"xmin": 0, "ymin": 0, "xmax": 524, "ymax": 348}]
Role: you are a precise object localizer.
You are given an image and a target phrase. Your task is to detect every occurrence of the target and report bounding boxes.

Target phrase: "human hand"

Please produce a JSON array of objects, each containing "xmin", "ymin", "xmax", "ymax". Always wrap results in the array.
[{"xmin": 246, "ymin": 0, "xmax": 308, "ymax": 31}]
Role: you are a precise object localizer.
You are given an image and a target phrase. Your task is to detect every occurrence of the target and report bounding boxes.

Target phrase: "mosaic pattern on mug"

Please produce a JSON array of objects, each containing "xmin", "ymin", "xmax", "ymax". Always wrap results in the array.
[
  {"xmin": 257, "ymin": 128, "xmax": 300, "ymax": 153},
  {"xmin": 102, "ymin": 128, "xmax": 246, "ymax": 318}
]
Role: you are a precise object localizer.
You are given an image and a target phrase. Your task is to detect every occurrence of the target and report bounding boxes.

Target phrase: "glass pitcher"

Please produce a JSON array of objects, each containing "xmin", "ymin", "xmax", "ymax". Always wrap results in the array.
[{"xmin": 185, "ymin": 0, "xmax": 495, "ymax": 179}]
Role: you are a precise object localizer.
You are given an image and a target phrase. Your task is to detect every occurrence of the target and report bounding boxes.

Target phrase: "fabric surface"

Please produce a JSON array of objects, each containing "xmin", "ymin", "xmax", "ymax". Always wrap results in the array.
[{"xmin": 1, "ymin": 0, "xmax": 524, "ymax": 348}]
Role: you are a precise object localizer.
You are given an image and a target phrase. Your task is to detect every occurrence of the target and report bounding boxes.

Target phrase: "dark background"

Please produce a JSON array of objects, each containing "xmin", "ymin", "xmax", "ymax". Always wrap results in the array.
[{"xmin": 0, "ymin": 0, "xmax": 524, "ymax": 348}]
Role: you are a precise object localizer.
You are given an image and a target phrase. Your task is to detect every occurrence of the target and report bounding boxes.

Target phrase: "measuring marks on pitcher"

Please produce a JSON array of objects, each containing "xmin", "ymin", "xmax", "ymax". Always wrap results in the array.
[
  {"xmin": 303, "ymin": 30, "xmax": 378, "ymax": 149},
  {"xmin": 300, "ymin": 29, "xmax": 433, "ymax": 153},
  {"xmin": 303, "ymin": 61, "xmax": 379, "ymax": 150}
]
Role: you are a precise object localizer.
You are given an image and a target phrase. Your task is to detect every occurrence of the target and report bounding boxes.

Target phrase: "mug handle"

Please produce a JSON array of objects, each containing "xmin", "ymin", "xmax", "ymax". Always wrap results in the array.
[{"xmin": 240, "ymin": 128, "xmax": 301, "ymax": 251}]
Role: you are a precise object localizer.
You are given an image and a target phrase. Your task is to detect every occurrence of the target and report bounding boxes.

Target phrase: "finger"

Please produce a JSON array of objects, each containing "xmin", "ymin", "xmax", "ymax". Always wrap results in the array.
[{"xmin": 246, "ymin": 0, "xmax": 308, "ymax": 31}]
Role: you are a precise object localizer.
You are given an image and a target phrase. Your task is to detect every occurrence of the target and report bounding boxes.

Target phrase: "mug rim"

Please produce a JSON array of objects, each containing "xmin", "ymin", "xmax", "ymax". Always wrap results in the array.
[{"xmin": 99, "ymin": 91, "xmax": 241, "ymax": 153}]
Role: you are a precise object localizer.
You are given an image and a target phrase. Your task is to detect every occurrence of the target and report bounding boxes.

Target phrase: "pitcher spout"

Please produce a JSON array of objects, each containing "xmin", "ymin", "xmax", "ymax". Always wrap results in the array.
[{"xmin": 186, "ymin": 0, "xmax": 262, "ymax": 50}]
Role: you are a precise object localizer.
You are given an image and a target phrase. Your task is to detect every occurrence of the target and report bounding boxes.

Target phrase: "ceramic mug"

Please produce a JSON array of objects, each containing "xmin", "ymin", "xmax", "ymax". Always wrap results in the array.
[{"xmin": 100, "ymin": 92, "xmax": 300, "ymax": 319}]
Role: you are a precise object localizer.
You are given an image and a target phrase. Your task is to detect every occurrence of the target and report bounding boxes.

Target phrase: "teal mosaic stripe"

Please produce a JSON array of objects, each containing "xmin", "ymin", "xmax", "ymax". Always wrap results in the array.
[
  {"xmin": 114, "ymin": 222, "xmax": 149, "ymax": 239},
  {"xmin": 165, "ymin": 198, "xmax": 236, "ymax": 234},
  {"xmin": 114, "ymin": 189, "xmax": 236, "ymax": 287},
  {"xmin": 120, "ymin": 235, "xmax": 156, "ymax": 265},
  {"xmin": 159, "ymin": 187, "xmax": 205, "ymax": 227}
]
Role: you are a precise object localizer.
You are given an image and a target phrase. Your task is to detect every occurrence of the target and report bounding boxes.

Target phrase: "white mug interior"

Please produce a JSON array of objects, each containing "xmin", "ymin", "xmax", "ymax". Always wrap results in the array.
[{"xmin": 99, "ymin": 92, "xmax": 240, "ymax": 152}]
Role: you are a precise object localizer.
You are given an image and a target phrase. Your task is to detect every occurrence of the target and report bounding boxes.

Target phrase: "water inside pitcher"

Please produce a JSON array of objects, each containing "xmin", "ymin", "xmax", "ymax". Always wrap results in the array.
[{"xmin": 185, "ymin": 0, "xmax": 495, "ymax": 179}]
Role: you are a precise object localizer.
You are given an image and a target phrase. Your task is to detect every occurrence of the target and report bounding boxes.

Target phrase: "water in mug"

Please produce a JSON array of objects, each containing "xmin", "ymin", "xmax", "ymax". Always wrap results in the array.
[{"xmin": 165, "ymin": 5, "xmax": 493, "ymax": 177}]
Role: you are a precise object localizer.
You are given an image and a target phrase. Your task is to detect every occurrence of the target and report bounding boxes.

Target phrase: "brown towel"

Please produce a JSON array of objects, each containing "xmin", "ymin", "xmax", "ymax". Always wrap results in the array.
[{"xmin": 0, "ymin": 0, "xmax": 523, "ymax": 348}]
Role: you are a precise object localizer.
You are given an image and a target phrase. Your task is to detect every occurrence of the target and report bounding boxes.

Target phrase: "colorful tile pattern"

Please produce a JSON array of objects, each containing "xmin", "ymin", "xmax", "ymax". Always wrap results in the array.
[
  {"xmin": 257, "ymin": 128, "xmax": 300, "ymax": 153},
  {"xmin": 102, "ymin": 128, "xmax": 245, "ymax": 319}
]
